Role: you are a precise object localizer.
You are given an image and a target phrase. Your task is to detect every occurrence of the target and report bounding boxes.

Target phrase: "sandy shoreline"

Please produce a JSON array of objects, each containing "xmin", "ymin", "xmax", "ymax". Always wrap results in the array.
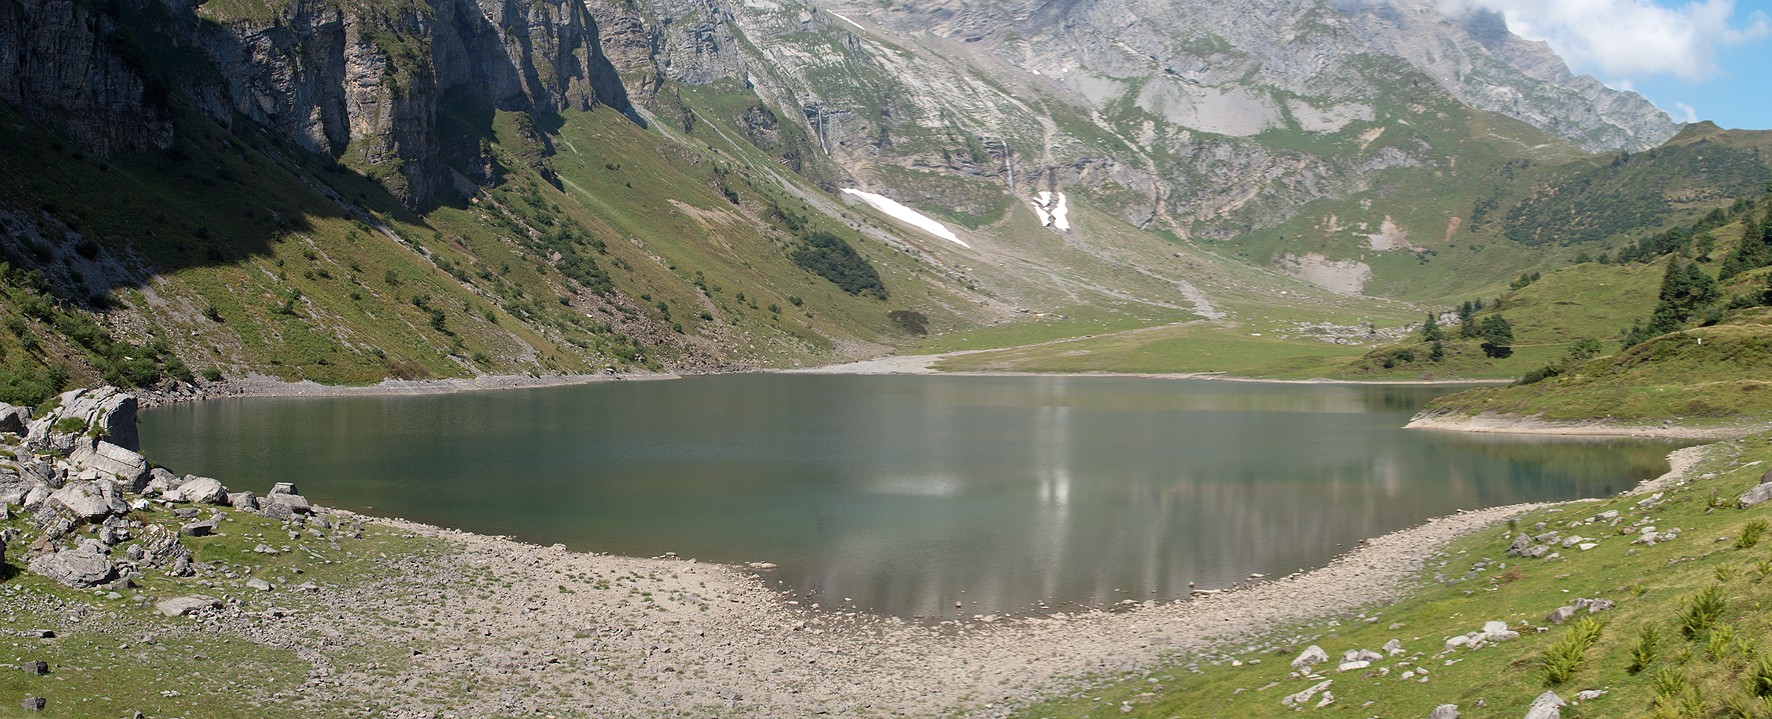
[{"xmin": 786, "ymin": 353, "xmax": 1513, "ymax": 385}]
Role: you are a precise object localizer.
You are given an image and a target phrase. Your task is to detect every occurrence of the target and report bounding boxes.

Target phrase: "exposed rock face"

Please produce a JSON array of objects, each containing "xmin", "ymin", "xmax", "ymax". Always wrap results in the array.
[
  {"xmin": 3, "ymin": 0, "xmax": 635, "ymax": 208},
  {"xmin": 1331, "ymin": 0, "xmax": 1677, "ymax": 152},
  {"xmin": 0, "ymin": 0, "xmax": 176, "ymax": 156}
]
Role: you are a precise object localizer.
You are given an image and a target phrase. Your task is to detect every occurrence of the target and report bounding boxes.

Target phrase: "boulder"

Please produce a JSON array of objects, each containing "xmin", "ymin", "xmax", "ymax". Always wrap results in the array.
[
  {"xmin": 1740, "ymin": 482, "xmax": 1772, "ymax": 508},
  {"xmin": 43, "ymin": 387, "xmax": 138, "ymax": 451},
  {"xmin": 228, "ymin": 492, "xmax": 259, "ymax": 512},
  {"xmin": 246, "ymin": 577, "xmax": 273, "ymax": 592},
  {"xmin": 1574, "ymin": 689, "xmax": 1606, "ymax": 701},
  {"xmin": 1430, "ymin": 705, "xmax": 1459, "ymax": 719},
  {"xmin": 1383, "ymin": 638, "xmax": 1405, "ymax": 656},
  {"xmin": 1484, "ymin": 620, "xmax": 1521, "ymax": 642},
  {"xmin": 65, "ymin": 440, "xmax": 148, "ymax": 489},
  {"xmin": 179, "ymin": 520, "xmax": 216, "ymax": 537},
  {"xmin": 262, "ymin": 492, "xmax": 311, "ymax": 519},
  {"xmin": 0, "ymin": 402, "xmax": 29, "ymax": 434},
  {"xmin": 1291, "ymin": 645, "xmax": 1330, "ymax": 669},
  {"xmin": 27, "ymin": 542, "xmax": 116, "ymax": 588},
  {"xmin": 1337, "ymin": 660, "xmax": 1371, "ymax": 672},
  {"xmin": 268, "ymin": 482, "xmax": 299, "ymax": 496},
  {"xmin": 1573, "ymin": 597, "xmax": 1615, "ymax": 613},
  {"xmin": 1546, "ymin": 606, "xmax": 1578, "ymax": 625},
  {"xmin": 144, "ymin": 467, "xmax": 177, "ymax": 495},
  {"xmin": 47, "ymin": 482, "xmax": 123, "ymax": 520},
  {"xmin": 1444, "ymin": 635, "xmax": 1471, "ymax": 651},
  {"xmin": 0, "ymin": 474, "xmax": 32, "ymax": 506},
  {"xmin": 178, "ymin": 477, "xmax": 228, "ymax": 505},
  {"xmin": 1524, "ymin": 691, "xmax": 1566, "ymax": 719},
  {"xmin": 20, "ymin": 661, "xmax": 47, "ymax": 675},
  {"xmin": 19, "ymin": 697, "xmax": 45, "ymax": 712},
  {"xmin": 1506, "ymin": 534, "xmax": 1532, "ymax": 556},
  {"xmin": 154, "ymin": 595, "xmax": 220, "ymax": 617}
]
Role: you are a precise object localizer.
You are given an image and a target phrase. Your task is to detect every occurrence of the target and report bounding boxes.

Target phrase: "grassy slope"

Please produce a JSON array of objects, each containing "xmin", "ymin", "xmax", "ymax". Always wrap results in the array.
[{"xmin": 1014, "ymin": 437, "xmax": 1772, "ymax": 719}]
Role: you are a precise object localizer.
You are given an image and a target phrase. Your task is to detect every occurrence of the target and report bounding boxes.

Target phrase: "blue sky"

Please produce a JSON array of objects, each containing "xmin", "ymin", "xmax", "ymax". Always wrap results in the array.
[{"xmin": 1455, "ymin": 0, "xmax": 1772, "ymax": 129}]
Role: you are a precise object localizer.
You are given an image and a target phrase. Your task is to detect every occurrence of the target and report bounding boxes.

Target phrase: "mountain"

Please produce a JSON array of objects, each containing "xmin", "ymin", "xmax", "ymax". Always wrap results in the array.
[{"xmin": 0, "ymin": 0, "xmax": 1748, "ymax": 403}]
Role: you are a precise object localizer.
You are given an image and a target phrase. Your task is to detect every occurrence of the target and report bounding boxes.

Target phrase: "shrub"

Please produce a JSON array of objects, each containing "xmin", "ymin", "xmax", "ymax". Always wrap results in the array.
[
  {"xmin": 1629, "ymin": 625, "xmax": 1660, "ymax": 674},
  {"xmin": 1681, "ymin": 585, "xmax": 1727, "ymax": 639},
  {"xmin": 1543, "ymin": 616, "xmax": 1604, "ymax": 685},
  {"xmin": 1740, "ymin": 519, "xmax": 1768, "ymax": 549},
  {"xmin": 789, "ymin": 231, "xmax": 886, "ymax": 299},
  {"xmin": 201, "ymin": 368, "xmax": 223, "ymax": 383}
]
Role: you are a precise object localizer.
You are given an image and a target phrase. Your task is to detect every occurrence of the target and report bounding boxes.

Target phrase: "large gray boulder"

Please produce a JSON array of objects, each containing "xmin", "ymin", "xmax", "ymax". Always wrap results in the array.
[
  {"xmin": 1740, "ymin": 482, "xmax": 1772, "ymax": 508},
  {"xmin": 27, "ymin": 542, "xmax": 116, "ymax": 588},
  {"xmin": 0, "ymin": 474, "xmax": 31, "ymax": 506},
  {"xmin": 65, "ymin": 439, "xmax": 149, "ymax": 489},
  {"xmin": 1524, "ymin": 691, "xmax": 1566, "ymax": 719},
  {"xmin": 177, "ymin": 477, "xmax": 229, "ymax": 505},
  {"xmin": 262, "ymin": 492, "xmax": 311, "ymax": 520},
  {"xmin": 0, "ymin": 402, "xmax": 29, "ymax": 435},
  {"xmin": 47, "ymin": 482, "xmax": 125, "ymax": 520},
  {"xmin": 50, "ymin": 388, "xmax": 139, "ymax": 451},
  {"xmin": 1429, "ymin": 705, "xmax": 1459, "ymax": 719}
]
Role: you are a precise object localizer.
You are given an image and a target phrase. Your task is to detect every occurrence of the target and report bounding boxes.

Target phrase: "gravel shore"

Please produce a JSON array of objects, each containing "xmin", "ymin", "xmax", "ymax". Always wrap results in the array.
[
  {"xmin": 1404, "ymin": 410, "xmax": 1771, "ymax": 440},
  {"xmin": 256, "ymin": 501, "xmax": 1546, "ymax": 718}
]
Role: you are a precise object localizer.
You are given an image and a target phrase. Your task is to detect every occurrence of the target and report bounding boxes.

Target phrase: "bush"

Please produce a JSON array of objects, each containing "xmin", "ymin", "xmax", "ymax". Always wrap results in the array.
[
  {"xmin": 201, "ymin": 368, "xmax": 223, "ymax": 382},
  {"xmin": 1628, "ymin": 625, "xmax": 1659, "ymax": 674},
  {"xmin": 888, "ymin": 310, "xmax": 928, "ymax": 335},
  {"xmin": 1543, "ymin": 616, "xmax": 1604, "ymax": 685},
  {"xmin": 1741, "ymin": 519, "xmax": 1768, "ymax": 549},
  {"xmin": 789, "ymin": 231, "xmax": 886, "ymax": 299},
  {"xmin": 1681, "ymin": 585, "xmax": 1727, "ymax": 639}
]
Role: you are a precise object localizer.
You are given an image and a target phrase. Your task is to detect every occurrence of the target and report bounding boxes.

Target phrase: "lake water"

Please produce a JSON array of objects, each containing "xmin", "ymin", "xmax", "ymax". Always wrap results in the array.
[{"xmin": 139, "ymin": 375, "xmax": 1680, "ymax": 619}]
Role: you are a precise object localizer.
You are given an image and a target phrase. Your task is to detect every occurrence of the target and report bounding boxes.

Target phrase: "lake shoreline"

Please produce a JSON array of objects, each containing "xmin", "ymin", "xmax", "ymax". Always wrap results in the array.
[
  {"xmin": 1404, "ymin": 409, "xmax": 1771, "ymax": 440},
  {"xmin": 135, "ymin": 369, "xmax": 684, "ymax": 408},
  {"xmin": 48, "ymin": 382, "xmax": 1719, "ymax": 716}
]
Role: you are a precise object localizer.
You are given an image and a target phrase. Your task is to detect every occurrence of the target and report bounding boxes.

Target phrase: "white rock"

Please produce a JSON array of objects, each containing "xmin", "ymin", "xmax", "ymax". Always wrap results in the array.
[
  {"xmin": 1291, "ymin": 645, "xmax": 1329, "ymax": 669},
  {"xmin": 1430, "ymin": 704, "xmax": 1459, "ymax": 719},
  {"xmin": 1524, "ymin": 691, "xmax": 1566, "ymax": 719},
  {"xmin": 1337, "ymin": 660, "xmax": 1370, "ymax": 672}
]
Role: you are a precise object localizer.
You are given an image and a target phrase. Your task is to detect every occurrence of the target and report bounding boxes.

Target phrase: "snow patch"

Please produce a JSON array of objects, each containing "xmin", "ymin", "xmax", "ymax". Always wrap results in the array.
[
  {"xmin": 1030, "ymin": 191, "xmax": 1070, "ymax": 231},
  {"xmin": 828, "ymin": 11, "xmax": 866, "ymax": 31},
  {"xmin": 841, "ymin": 189, "xmax": 970, "ymax": 248}
]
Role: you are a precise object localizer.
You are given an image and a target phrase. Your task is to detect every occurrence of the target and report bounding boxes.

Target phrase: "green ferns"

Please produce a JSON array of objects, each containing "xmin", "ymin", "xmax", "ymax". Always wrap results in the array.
[{"xmin": 1543, "ymin": 616, "xmax": 1605, "ymax": 685}]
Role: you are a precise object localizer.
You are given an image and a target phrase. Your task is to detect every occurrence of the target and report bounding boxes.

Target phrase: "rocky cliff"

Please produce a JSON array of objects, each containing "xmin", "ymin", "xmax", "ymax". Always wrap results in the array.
[{"xmin": 2, "ymin": 0, "xmax": 635, "ymax": 207}]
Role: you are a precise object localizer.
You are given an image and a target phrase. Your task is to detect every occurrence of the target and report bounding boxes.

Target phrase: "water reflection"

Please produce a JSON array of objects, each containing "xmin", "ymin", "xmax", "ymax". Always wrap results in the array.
[{"xmin": 139, "ymin": 375, "xmax": 1684, "ymax": 619}]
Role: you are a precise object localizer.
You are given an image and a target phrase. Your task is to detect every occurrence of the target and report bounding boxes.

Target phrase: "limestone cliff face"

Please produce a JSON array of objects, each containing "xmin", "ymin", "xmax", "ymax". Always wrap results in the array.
[
  {"xmin": 0, "ymin": 0, "xmax": 175, "ymax": 156},
  {"xmin": 2, "ymin": 0, "xmax": 634, "ymax": 207}
]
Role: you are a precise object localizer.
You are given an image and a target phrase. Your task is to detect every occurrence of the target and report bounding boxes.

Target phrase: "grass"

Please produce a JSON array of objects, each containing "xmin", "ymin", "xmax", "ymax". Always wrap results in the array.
[
  {"xmin": 933, "ymin": 322, "xmax": 1368, "ymax": 378},
  {"xmin": 1008, "ymin": 432, "xmax": 1772, "ymax": 719}
]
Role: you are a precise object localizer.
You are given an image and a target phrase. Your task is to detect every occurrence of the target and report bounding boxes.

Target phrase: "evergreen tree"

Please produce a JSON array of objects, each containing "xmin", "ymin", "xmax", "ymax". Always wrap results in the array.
[
  {"xmin": 1429, "ymin": 340, "xmax": 1445, "ymax": 362},
  {"xmin": 1420, "ymin": 313, "xmax": 1443, "ymax": 342},
  {"xmin": 1479, "ymin": 315, "xmax": 1514, "ymax": 358}
]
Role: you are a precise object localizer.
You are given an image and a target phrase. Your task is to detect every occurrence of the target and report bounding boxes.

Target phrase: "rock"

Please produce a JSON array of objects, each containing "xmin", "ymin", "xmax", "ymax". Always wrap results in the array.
[
  {"xmin": 144, "ymin": 467, "xmax": 177, "ymax": 495},
  {"xmin": 1573, "ymin": 598, "xmax": 1615, "ymax": 613},
  {"xmin": 177, "ymin": 476, "xmax": 229, "ymax": 505},
  {"xmin": 20, "ymin": 660, "xmax": 47, "ymax": 675},
  {"xmin": 180, "ymin": 520, "xmax": 216, "ymax": 537},
  {"xmin": 47, "ymin": 481, "xmax": 123, "ymax": 520},
  {"xmin": 1593, "ymin": 510, "xmax": 1619, "ymax": 521},
  {"xmin": 268, "ymin": 482, "xmax": 299, "ymax": 496},
  {"xmin": 1578, "ymin": 543, "xmax": 1597, "ymax": 551},
  {"xmin": 19, "ymin": 697, "xmax": 45, "ymax": 711},
  {"xmin": 263, "ymin": 492, "xmax": 311, "ymax": 516},
  {"xmin": 229, "ymin": 491, "xmax": 259, "ymax": 511},
  {"xmin": 1522, "ymin": 545, "xmax": 1551, "ymax": 558},
  {"xmin": 246, "ymin": 577, "xmax": 273, "ymax": 592},
  {"xmin": 1524, "ymin": 691, "xmax": 1566, "ymax": 719},
  {"xmin": 0, "ymin": 402, "xmax": 29, "ymax": 434},
  {"xmin": 1507, "ymin": 533, "xmax": 1531, "ymax": 556},
  {"xmin": 65, "ymin": 439, "xmax": 149, "ymax": 489},
  {"xmin": 1291, "ymin": 645, "xmax": 1330, "ymax": 669},
  {"xmin": 1444, "ymin": 635, "xmax": 1471, "ymax": 651},
  {"xmin": 1383, "ymin": 638, "xmax": 1405, "ymax": 656},
  {"xmin": 155, "ymin": 595, "xmax": 220, "ymax": 617},
  {"xmin": 1546, "ymin": 606, "xmax": 1578, "ymax": 624},
  {"xmin": 1740, "ymin": 483, "xmax": 1772, "ymax": 508},
  {"xmin": 1574, "ymin": 689, "xmax": 1606, "ymax": 701},
  {"xmin": 26, "ymin": 542, "xmax": 116, "ymax": 588},
  {"xmin": 29, "ymin": 387, "xmax": 138, "ymax": 451},
  {"xmin": 1281, "ymin": 680, "xmax": 1332, "ymax": 708},
  {"xmin": 1430, "ymin": 704, "xmax": 1459, "ymax": 719},
  {"xmin": 1337, "ymin": 660, "xmax": 1371, "ymax": 672},
  {"xmin": 1484, "ymin": 620, "xmax": 1520, "ymax": 642}
]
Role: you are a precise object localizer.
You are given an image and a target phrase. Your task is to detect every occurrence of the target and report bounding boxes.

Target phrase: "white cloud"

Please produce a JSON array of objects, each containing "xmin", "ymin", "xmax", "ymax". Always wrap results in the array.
[
  {"xmin": 1674, "ymin": 101, "xmax": 1700, "ymax": 122},
  {"xmin": 1437, "ymin": 0, "xmax": 1772, "ymax": 81}
]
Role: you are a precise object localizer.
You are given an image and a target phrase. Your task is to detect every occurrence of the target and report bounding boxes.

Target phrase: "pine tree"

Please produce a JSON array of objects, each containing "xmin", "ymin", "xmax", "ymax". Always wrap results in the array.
[
  {"xmin": 1421, "ymin": 313, "xmax": 1443, "ymax": 342},
  {"xmin": 1429, "ymin": 340, "xmax": 1445, "ymax": 362},
  {"xmin": 1479, "ymin": 315, "xmax": 1514, "ymax": 358}
]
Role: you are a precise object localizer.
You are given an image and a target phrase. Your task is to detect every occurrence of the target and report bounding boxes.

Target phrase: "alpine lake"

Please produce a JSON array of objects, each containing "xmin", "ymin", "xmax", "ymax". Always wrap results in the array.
[{"xmin": 139, "ymin": 374, "xmax": 1683, "ymax": 620}]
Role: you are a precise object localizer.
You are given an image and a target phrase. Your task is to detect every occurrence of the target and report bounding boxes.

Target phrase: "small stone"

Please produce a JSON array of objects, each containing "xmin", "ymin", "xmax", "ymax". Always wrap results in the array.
[
  {"xmin": 1546, "ymin": 606, "xmax": 1578, "ymax": 625},
  {"xmin": 1429, "ymin": 704, "xmax": 1459, "ymax": 719},
  {"xmin": 1291, "ymin": 645, "xmax": 1330, "ymax": 669},
  {"xmin": 19, "ymin": 697, "xmax": 44, "ymax": 711},
  {"xmin": 20, "ymin": 661, "xmax": 47, "ymax": 675},
  {"xmin": 1574, "ymin": 689, "xmax": 1606, "ymax": 701},
  {"xmin": 155, "ymin": 595, "xmax": 220, "ymax": 617}
]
